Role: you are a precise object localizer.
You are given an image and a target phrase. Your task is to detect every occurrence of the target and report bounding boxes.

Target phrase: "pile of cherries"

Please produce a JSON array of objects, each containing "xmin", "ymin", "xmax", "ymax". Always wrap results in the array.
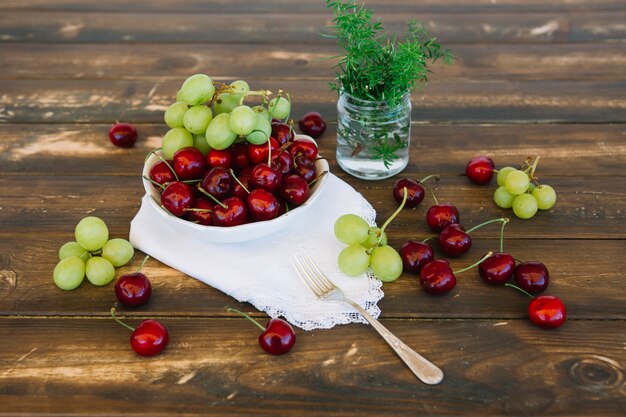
[
  {"xmin": 392, "ymin": 172, "xmax": 566, "ymax": 329},
  {"xmin": 147, "ymin": 121, "xmax": 323, "ymax": 227}
]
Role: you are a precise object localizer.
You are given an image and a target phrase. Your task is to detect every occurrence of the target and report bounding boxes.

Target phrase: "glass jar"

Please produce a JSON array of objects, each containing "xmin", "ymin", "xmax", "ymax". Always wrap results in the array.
[{"xmin": 336, "ymin": 91, "xmax": 411, "ymax": 180}]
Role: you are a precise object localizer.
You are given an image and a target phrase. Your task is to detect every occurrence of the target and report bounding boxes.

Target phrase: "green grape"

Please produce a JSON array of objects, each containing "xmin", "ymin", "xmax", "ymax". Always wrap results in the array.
[
  {"xmin": 337, "ymin": 244, "xmax": 370, "ymax": 276},
  {"xmin": 504, "ymin": 169, "xmax": 530, "ymax": 195},
  {"xmin": 75, "ymin": 216, "xmax": 109, "ymax": 252},
  {"xmin": 214, "ymin": 92, "xmax": 240, "ymax": 115},
  {"xmin": 183, "ymin": 105, "xmax": 213, "ymax": 134},
  {"xmin": 164, "ymin": 102, "xmax": 189, "ymax": 128},
  {"xmin": 334, "ymin": 214, "xmax": 370, "ymax": 245},
  {"xmin": 370, "ymin": 245, "xmax": 403, "ymax": 282},
  {"xmin": 496, "ymin": 166, "xmax": 516, "ymax": 187},
  {"xmin": 527, "ymin": 182, "xmax": 536, "ymax": 193},
  {"xmin": 493, "ymin": 186, "xmax": 516, "ymax": 209},
  {"xmin": 85, "ymin": 256, "xmax": 116, "ymax": 286},
  {"xmin": 101, "ymin": 238, "xmax": 134, "ymax": 267},
  {"xmin": 246, "ymin": 113, "xmax": 271, "ymax": 145},
  {"xmin": 162, "ymin": 127, "xmax": 193, "ymax": 159},
  {"xmin": 361, "ymin": 227, "xmax": 387, "ymax": 249},
  {"xmin": 193, "ymin": 133, "xmax": 211, "ymax": 156},
  {"xmin": 512, "ymin": 193, "xmax": 538, "ymax": 219},
  {"xmin": 230, "ymin": 80, "xmax": 250, "ymax": 94},
  {"xmin": 268, "ymin": 96, "xmax": 290, "ymax": 120},
  {"xmin": 53, "ymin": 256, "xmax": 85, "ymax": 290},
  {"xmin": 205, "ymin": 113, "xmax": 237, "ymax": 150},
  {"xmin": 532, "ymin": 184, "xmax": 557, "ymax": 210},
  {"xmin": 252, "ymin": 105, "xmax": 270, "ymax": 120},
  {"xmin": 176, "ymin": 74, "xmax": 215, "ymax": 105},
  {"xmin": 229, "ymin": 105, "xmax": 257, "ymax": 136},
  {"xmin": 59, "ymin": 241, "xmax": 90, "ymax": 262}
]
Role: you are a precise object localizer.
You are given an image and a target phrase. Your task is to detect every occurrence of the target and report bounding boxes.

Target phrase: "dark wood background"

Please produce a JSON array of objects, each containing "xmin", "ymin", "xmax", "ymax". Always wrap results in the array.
[{"xmin": 1, "ymin": 1, "xmax": 625, "ymax": 415}]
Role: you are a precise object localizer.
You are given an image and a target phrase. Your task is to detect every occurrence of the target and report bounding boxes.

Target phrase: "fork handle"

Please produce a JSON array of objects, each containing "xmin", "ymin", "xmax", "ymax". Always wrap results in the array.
[{"xmin": 346, "ymin": 300, "xmax": 444, "ymax": 385}]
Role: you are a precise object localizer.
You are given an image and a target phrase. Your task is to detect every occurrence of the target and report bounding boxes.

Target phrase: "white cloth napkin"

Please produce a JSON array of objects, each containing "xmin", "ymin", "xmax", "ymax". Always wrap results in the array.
[{"xmin": 129, "ymin": 173, "xmax": 383, "ymax": 330}]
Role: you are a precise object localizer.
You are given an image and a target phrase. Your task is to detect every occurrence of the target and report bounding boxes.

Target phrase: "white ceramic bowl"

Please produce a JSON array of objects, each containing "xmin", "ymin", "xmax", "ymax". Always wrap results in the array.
[{"xmin": 142, "ymin": 134, "xmax": 329, "ymax": 243}]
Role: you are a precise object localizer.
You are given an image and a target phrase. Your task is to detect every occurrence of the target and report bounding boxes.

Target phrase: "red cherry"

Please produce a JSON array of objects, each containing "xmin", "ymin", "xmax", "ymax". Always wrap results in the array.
[
  {"xmin": 173, "ymin": 147, "xmax": 206, "ymax": 180},
  {"xmin": 528, "ymin": 296, "xmax": 566, "ymax": 329},
  {"xmin": 279, "ymin": 174, "xmax": 310, "ymax": 206},
  {"xmin": 200, "ymin": 166, "xmax": 233, "ymax": 199},
  {"xmin": 438, "ymin": 224, "xmax": 471, "ymax": 258},
  {"xmin": 186, "ymin": 197, "xmax": 214, "ymax": 225},
  {"xmin": 231, "ymin": 171, "xmax": 252, "ymax": 200},
  {"xmin": 275, "ymin": 150, "xmax": 295, "ymax": 176},
  {"xmin": 466, "ymin": 155, "xmax": 495, "ymax": 185},
  {"xmin": 419, "ymin": 259, "xmax": 456, "ymax": 294},
  {"xmin": 298, "ymin": 112, "xmax": 326, "ymax": 138},
  {"xmin": 426, "ymin": 203, "xmax": 460, "ymax": 232},
  {"xmin": 108, "ymin": 122, "xmax": 137, "ymax": 148},
  {"xmin": 231, "ymin": 142, "xmax": 250, "ymax": 171},
  {"xmin": 149, "ymin": 160, "xmax": 175, "ymax": 186},
  {"xmin": 399, "ymin": 240, "xmax": 434, "ymax": 274},
  {"xmin": 288, "ymin": 139, "xmax": 318, "ymax": 160},
  {"xmin": 211, "ymin": 196, "xmax": 248, "ymax": 227},
  {"xmin": 248, "ymin": 137, "xmax": 280, "ymax": 165},
  {"xmin": 250, "ymin": 163, "xmax": 283, "ymax": 193},
  {"xmin": 393, "ymin": 178, "xmax": 425, "ymax": 207},
  {"xmin": 259, "ymin": 318, "xmax": 296, "ymax": 355},
  {"xmin": 515, "ymin": 261, "xmax": 550, "ymax": 294},
  {"xmin": 293, "ymin": 155, "xmax": 317, "ymax": 182},
  {"xmin": 160, "ymin": 181, "xmax": 195, "ymax": 217},
  {"xmin": 206, "ymin": 148, "xmax": 233, "ymax": 169},
  {"xmin": 478, "ymin": 252, "xmax": 515, "ymax": 285},
  {"xmin": 271, "ymin": 122, "xmax": 295, "ymax": 145},
  {"xmin": 246, "ymin": 188, "xmax": 281, "ymax": 221},
  {"xmin": 130, "ymin": 319, "xmax": 169, "ymax": 356},
  {"xmin": 115, "ymin": 272, "xmax": 152, "ymax": 307}
]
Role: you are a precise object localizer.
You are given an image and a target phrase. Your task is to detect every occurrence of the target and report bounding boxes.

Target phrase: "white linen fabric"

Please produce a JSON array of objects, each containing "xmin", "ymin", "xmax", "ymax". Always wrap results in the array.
[{"xmin": 129, "ymin": 173, "xmax": 384, "ymax": 330}]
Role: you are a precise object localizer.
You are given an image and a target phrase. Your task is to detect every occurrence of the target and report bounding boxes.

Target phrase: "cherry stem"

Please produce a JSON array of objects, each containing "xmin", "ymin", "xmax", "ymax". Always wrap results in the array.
[
  {"xmin": 110, "ymin": 308, "xmax": 135, "ymax": 332},
  {"xmin": 505, "ymin": 283, "xmax": 536, "ymax": 299},
  {"xmin": 137, "ymin": 255, "xmax": 149, "ymax": 273},
  {"xmin": 498, "ymin": 218, "xmax": 509, "ymax": 253},
  {"xmin": 422, "ymin": 236, "xmax": 436, "ymax": 243},
  {"xmin": 144, "ymin": 147, "xmax": 162, "ymax": 165},
  {"xmin": 377, "ymin": 187, "xmax": 408, "ymax": 246},
  {"xmin": 143, "ymin": 175, "xmax": 166, "ymax": 190},
  {"xmin": 454, "ymin": 251, "xmax": 493, "ymax": 274},
  {"xmin": 419, "ymin": 174, "xmax": 440, "ymax": 184},
  {"xmin": 153, "ymin": 151, "xmax": 179, "ymax": 182},
  {"xmin": 229, "ymin": 169, "xmax": 250, "ymax": 194},
  {"xmin": 196, "ymin": 185, "xmax": 227, "ymax": 209},
  {"xmin": 227, "ymin": 308, "xmax": 266, "ymax": 332},
  {"xmin": 421, "ymin": 181, "xmax": 439, "ymax": 205},
  {"xmin": 267, "ymin": 136, "xmax": 272, "ymax": 166},
  {"xmin": 465, "ymin": 217, "xmax": 508, "ymax": 235},
  {"xmin": 308, "ymin": 170, "xmax": 328, "ymax": 188}
]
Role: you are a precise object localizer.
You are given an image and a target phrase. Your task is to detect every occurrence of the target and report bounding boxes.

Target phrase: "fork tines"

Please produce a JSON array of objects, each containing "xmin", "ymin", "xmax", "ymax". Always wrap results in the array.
[{"xmin": 290, "ymin": 248, "xmax": 334, "ymax": 297}]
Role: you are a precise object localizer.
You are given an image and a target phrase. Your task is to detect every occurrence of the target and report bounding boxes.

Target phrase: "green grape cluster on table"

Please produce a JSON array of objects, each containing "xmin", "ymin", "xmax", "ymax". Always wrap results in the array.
[
  {"xmin": 493, "ymin": 157, "xmax": 557, "ymax": 219},
  {"xmin": 53, "ymin": 216, "xmax": 134, "ymax": 290},
  {"xmin": 161, "ymin": 74, "xmax": 291, "ymax": 159}
]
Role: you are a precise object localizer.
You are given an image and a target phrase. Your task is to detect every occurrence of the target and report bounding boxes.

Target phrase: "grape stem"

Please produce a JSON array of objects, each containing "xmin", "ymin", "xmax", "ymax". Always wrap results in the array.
[
  {"xmin": 110, "ymin": 308, "xmax": 135, "ymax": 332},
  {"xmin": 504, "ymin": 283, "xmax": 536, "ymax": 299},
  {"xmin": 227, "ymin": 308, "xmax": 266, "ymax": 332},
  {"xmin": 465, "ymin": 217, "xmax": 508, "ymax": 235},
  {"xmin": 528, "ymin": 156, "xmax": 540, "ymax": 180},
  {"xmin": 196, "ymin": 185, "xmax": 228, "ymax": 209},
  {"xmin": 453, "ymin": 251, "xmax": 493, "ymax": 274},
  {"xmin": 376, "ymin": 187, "xmax": 408, "ymax": 247}
]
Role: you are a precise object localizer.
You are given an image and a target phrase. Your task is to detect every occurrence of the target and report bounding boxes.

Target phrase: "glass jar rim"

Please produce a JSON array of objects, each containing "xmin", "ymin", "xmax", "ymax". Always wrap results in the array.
[{"xmin": 339, "ymin": 90, "xmax": 410, "ymax": 110}]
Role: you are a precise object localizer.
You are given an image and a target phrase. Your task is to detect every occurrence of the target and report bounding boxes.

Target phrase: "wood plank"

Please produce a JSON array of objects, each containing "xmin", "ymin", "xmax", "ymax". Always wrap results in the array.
[
  {"xmin": 1, "ymin": 11, "xmax": 625, "ymax": 44},
  {"xmin": 2, "ymin": 124, "xmax": 626, "ymax": 176},
  {"xmin": 0, "ymin": 0, "xmax": 624, "ymax": 13},
  {"xmin": 1, "ymin": 79, "xmax": 625, "ymax": 124},
  {"xmin": 0, "ymin": 236, "xmax": 624, "ymax": 319},
  {"xmin": 0, "ymin": 318, "xmax": 624, "ymax": 416},
  {"xmin": 2, "ymin": 43, "xmax": 626, "ymax": 82}
]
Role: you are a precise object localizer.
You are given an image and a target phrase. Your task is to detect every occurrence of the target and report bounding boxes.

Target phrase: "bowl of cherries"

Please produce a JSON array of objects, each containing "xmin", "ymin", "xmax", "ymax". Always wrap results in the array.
[{"xmin": 142, "ymin": 133, "xmax": 329, "ymax": 243}]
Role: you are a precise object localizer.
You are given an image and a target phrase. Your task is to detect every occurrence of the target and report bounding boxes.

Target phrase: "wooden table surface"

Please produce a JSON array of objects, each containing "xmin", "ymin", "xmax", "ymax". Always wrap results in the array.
[{"xmin": 1, "ymin": 1, "xmax": 625, "ymax": 415}]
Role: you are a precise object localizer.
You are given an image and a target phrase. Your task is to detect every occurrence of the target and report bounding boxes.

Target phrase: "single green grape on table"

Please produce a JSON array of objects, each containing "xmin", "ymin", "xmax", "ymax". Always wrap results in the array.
[
  {"xmin": 512, "ymin": 193, "xmax": 539, "ymax": 219},
  {"xmin": 102, "ymin": 238, "xmax": 134, "ymax": 267},
  {"xmin": 75, "ymin": 216, "xmax": 109, "ymax": 252},
  {"xmin": 85, "ymin": 256, "xmax": 116, "ymax": 286},
  {"xmin": 532, "ymin": 184, "xmax": 557, "ymax": 210},
  {"xmin": 53, "ymin": 256, "xmax": 86, "ymax": 290},
  {"xmin": 59, "ymin": 241, "xmax": 90, "ymax": 262}
]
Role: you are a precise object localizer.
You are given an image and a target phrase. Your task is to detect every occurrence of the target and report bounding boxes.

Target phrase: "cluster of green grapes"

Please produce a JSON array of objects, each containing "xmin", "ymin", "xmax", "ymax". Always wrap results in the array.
[
  {"xmin": 494, "ymin": 157, "xmax": 557, "ymax": 219},
  {"xmin": 161, "ymin": 74, "xmax": 291, "ymax": 158},
  {"xmin": 53, "ymin": 217, "xmax": 134, "ymax": 290},
  {"xmin": 333, "ymin": 193, "xmax": 410, "ymax": 283}
]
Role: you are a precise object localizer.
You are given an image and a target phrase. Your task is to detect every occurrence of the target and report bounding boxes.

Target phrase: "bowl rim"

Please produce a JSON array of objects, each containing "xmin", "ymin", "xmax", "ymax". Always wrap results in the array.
[{"xmin": 141, "ymin": 134, "xmax": 330, "ymax": 240}]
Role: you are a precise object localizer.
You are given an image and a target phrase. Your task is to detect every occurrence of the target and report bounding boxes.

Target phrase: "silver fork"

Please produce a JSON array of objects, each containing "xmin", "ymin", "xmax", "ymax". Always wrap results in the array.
[{"xmin": 290, "ymin": 248, "xmax": 444, "ymax": 385}]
